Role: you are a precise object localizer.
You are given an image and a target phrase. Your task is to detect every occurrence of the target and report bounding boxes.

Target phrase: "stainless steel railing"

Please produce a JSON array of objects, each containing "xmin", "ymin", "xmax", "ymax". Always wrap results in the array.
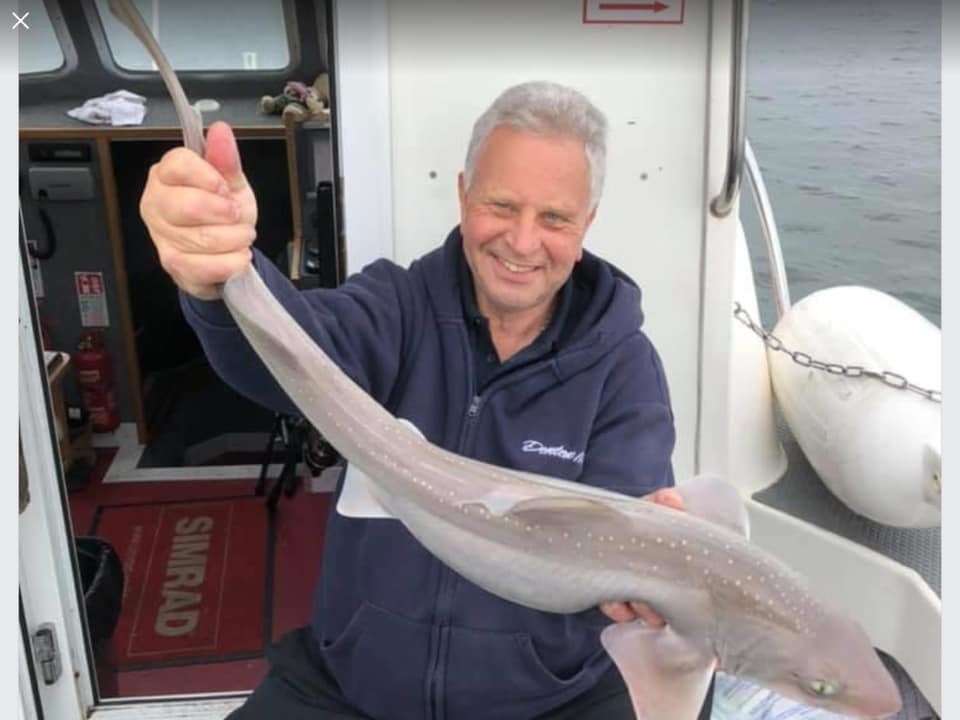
[
  {"xmin": 710, "ymin": 0, "xmax": 750, "ymax": 218},
  {"xmin": 743, "ymin": 138, "xmax": 791, "ymax": 318}
]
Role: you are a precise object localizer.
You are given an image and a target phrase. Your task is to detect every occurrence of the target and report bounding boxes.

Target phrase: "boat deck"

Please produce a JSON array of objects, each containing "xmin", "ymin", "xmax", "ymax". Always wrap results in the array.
[
  {"xmin": 752, "ymin": 418, "xmax": 939, "ymax": 719},
  {"xmin": 754, "ymin": 417, "xmax": 940, "ymax": 597}
]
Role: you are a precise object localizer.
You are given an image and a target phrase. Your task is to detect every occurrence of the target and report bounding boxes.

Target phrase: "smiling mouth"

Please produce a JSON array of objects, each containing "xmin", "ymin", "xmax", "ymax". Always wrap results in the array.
[{"xmin": 495, "ymin": 255, "xmax": 540, "ymax": 274}]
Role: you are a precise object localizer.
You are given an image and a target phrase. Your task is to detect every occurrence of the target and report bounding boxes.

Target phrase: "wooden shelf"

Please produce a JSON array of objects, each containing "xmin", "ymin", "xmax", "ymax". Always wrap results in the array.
[{"xmin": 19, "ymin": 95, "xmax": 329, "ymax": 141}]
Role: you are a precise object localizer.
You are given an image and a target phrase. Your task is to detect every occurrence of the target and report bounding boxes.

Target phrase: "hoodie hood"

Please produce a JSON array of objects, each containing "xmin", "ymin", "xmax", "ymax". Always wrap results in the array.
[{"xmin": 416, "ymin": 227, "xmax": 646, "ymax": 380}]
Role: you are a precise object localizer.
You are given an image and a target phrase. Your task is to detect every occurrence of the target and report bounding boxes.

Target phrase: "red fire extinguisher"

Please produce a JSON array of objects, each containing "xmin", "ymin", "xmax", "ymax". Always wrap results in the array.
[{"xmin": 75, "ymin": 331, "xmax": 120, "ymax": 433}]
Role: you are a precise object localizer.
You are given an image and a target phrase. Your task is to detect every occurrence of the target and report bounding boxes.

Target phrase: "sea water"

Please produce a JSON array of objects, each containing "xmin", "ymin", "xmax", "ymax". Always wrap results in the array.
[
  {"xmin": 728, "ymin": 7, "xmax": 940, "ymax": 719},
  {"xmin": 741, "ymin": 0, "xmax": 941, "ymax": 330}
]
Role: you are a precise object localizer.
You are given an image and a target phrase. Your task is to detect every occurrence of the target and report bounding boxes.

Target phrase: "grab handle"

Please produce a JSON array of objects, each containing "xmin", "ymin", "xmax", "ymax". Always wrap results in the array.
[{"xmin": 710, "ymin": 0, "xmax": 751, "ymax": 218}]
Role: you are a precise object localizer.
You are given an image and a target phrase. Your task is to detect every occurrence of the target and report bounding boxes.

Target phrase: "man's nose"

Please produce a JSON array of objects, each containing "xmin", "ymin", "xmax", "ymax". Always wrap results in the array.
[{"xmin": 506, "ymin": 212, "xmax": 540, "ymax": 256}]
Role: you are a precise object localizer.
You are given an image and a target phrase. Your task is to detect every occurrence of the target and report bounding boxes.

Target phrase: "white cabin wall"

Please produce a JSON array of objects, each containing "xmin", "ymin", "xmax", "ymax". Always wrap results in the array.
[
  {"xmin": 386, "ymin": 0, "xmax": 716, "ymax": 483},
  {"xmin": 331, "ymin": 0, "xmax": 395, "ymax": 267},
  {"xmin": 336, "ymin": 0, "xmax": 746, "ymax": 485},
  {"xmin": 698, "ymin": 0, "xmax": 739, "ymax": 480}
]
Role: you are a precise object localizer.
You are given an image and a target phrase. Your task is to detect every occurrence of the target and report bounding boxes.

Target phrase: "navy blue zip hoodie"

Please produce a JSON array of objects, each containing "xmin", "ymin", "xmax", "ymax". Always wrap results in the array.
[{"xmin": 181, "ymin": 227, "xmax": 676, "ymax": 720}]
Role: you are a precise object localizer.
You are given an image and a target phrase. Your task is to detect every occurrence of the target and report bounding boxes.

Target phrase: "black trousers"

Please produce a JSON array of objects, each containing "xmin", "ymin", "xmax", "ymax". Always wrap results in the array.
[{"xmin": 227, "ymin": 627, "xmax": 715, "ymax": 720}]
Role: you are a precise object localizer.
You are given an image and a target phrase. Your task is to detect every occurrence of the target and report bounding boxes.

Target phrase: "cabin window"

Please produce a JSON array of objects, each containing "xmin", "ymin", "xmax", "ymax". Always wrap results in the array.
[
  {"xmin": 19, "ymin": 0, "xmax": 66, "ymax": 74},
  {"xmin": 93, "ymin": 0, "xmax": 291, "ymax": 72}
]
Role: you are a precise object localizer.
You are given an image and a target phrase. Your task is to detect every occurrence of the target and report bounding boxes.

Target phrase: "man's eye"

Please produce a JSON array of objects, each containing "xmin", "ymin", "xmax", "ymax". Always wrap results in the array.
[{"xmin": 543, "ymin": 213, "xmax": 567, "ymax": 225}]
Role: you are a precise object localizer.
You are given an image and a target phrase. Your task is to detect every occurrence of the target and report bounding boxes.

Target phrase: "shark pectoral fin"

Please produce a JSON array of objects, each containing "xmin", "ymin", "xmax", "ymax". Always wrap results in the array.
[
  {"xmin": 674, "ymin": 474, "xmax": 750, "ymax": 539},
  {"xmin": 600, "ymin": 621, "xmax": 717, "ymax": 720}
]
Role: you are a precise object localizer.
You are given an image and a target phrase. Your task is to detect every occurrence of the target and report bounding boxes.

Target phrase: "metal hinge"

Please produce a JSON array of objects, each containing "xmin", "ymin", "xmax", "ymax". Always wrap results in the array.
[{"xmin": 31, "ymin": 623, "xmax": 62, "ymax": 685}]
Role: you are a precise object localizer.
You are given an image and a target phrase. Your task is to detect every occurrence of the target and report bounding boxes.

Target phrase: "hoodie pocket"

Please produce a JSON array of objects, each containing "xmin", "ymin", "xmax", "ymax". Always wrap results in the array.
[
  {"xmin": 319, "ymin": 601, "xmax": 432, "ymax": 720},
  {"xmin": 444, "ymin": 625, "xmax": 609, "ymax": 720}
]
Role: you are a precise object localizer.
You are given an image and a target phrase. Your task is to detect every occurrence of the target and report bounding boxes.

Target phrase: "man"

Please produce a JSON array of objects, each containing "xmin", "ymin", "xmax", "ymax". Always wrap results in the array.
[{"xmin": 140, "ymin": 81, "xmax": 711, "ymax": 719}]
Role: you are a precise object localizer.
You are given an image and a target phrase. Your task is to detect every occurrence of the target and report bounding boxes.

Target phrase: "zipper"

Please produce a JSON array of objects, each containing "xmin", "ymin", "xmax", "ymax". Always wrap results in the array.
[
  {"xmin": 425, "ymin": 330, "xmax": 582, "ymax": 717},
  {"xmin": 425, "ymin": 327, "xmax": 479, "ymax": 720},
  {"xmin": 467, "ymin": 394, "xmax": 482, "ymax": 417}
]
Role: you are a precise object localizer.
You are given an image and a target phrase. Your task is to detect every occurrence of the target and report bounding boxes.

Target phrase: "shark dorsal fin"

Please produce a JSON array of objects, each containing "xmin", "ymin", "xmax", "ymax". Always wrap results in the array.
[
  {"xmin": 509, "ymin": 495, "xmax": 623, "ymax": 517},
  {"xmin": 462, "ymin": 494, "xmax": 637, "ymax": 535},
  {"xmin": 674, "ymin": 475, "xmax": 750, "ymax": 539},
  {"xmin": 508, "ymin": 495, "xmax": 639, "ymax": 536}
]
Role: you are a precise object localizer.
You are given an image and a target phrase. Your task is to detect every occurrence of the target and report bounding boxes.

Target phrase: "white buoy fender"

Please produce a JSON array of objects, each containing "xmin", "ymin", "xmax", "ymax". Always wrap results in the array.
[{"xmin": 767, "ymin": 286, "xmax": 941, "ymax": 528}]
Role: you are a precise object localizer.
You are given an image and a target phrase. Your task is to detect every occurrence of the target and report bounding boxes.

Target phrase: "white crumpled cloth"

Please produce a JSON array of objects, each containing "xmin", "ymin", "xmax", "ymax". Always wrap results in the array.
[{"xmin": 67, "ymin": 90, "xmax": 148, "ymax": 126}]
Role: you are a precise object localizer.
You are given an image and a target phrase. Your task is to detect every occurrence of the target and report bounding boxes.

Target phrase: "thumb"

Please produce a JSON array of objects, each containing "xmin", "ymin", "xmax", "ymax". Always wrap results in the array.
[
  {"xmin": 648, "ymin": 488, "xmax": 685, "ymax": 512},
  {"xmin": 204, "ymin": 121, "xmax": 247, "ymax": 191}
]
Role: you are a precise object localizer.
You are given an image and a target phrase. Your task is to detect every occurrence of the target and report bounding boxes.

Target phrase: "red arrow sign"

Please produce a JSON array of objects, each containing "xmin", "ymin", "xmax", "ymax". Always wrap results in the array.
[
  {"xmin": 584, "ymin": 0, "xmax": 683, "ymax": 24},
  {"xmin": 599, "ymin": 2, "xmax": 668, "ymax": 11}
]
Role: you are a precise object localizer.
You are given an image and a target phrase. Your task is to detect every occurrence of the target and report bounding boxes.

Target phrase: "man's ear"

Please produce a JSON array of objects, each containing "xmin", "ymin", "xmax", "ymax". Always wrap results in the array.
[{"xmin": 578, "ymin": 206, "xmax": 598, "ymax": 261}]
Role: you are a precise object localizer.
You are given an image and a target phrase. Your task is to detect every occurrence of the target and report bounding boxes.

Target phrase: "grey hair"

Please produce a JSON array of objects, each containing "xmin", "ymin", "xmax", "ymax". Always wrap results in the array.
[{"xmin": 463, "ymin": 81, "xmax": 608, "ymax": 210}]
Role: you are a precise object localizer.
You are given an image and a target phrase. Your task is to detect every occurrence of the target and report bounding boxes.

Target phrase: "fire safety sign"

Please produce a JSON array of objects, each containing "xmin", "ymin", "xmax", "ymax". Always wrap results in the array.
[
  {"xmin": 583, "ymin": 0, "xmax": 685, "ymax": 24},
  {"xmin": 75, "ymin": 271, "xmax": 111, "ymax": 327}
]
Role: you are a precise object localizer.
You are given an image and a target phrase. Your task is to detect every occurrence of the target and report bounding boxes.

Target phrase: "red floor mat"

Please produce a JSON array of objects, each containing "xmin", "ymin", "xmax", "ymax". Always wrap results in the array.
[
  {"xmin": 92, "ymin": 496, "xmax": 271, "ymax": 671},
  {"xmin": 70, "ymin": 448, "xmax": 330, "ymax": 695}
]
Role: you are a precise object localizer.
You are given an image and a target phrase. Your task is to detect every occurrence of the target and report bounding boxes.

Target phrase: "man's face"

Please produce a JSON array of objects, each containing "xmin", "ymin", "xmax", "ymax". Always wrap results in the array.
[{"xmin": 458, "ymin": 125, "xmax": 596, "ymax": 321}]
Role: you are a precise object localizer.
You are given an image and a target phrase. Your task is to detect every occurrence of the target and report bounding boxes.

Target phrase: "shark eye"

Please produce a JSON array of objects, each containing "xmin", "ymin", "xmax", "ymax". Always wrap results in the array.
[{"xmin": 807, "ymin": 678, "xmax": 841, "ymax": 697}]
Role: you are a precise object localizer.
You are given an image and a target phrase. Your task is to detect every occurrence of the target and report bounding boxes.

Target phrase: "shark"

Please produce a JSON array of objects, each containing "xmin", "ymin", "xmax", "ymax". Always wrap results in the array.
[
  {"xmin": 219, "ymin": 268, "xmax": 902, "ymax": 720},
  {"xmin": 109, "ymin": 1, "xmax": 903, "ymax": 716}
]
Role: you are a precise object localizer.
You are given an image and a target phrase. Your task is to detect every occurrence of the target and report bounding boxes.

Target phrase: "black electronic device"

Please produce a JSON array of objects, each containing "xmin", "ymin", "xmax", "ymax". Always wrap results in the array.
[
  {"xmin": 28, "ymin": 143, "xmax": 93, "ymax": 164},
  {"xmin": 304, "ymin": 180, "xmax": 339, "ymax": 288}
]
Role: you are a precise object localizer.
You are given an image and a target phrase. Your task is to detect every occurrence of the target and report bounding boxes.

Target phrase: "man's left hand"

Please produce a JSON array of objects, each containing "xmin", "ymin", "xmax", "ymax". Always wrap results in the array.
[{"xmin": 598, "ymin": 487, "xmax": 684, "ymax": 627}]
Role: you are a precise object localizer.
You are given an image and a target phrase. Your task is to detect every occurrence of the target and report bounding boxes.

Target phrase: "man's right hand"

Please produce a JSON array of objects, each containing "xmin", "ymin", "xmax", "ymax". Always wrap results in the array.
[{"xmin": 139, "ymin": 121, "xmax": 259, "ymax": 300}]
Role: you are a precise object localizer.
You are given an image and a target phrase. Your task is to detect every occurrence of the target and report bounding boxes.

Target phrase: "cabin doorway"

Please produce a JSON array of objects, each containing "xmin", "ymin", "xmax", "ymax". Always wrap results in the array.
[{"xmin": 19, "ymin": 0, "xmax": 341, "ymax": 707}]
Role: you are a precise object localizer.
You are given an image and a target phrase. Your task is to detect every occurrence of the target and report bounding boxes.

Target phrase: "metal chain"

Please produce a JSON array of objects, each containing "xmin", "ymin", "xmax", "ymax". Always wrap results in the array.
[{"xmin": 733, "ymin": 302, "xmax": 942, "ymax": 403}]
